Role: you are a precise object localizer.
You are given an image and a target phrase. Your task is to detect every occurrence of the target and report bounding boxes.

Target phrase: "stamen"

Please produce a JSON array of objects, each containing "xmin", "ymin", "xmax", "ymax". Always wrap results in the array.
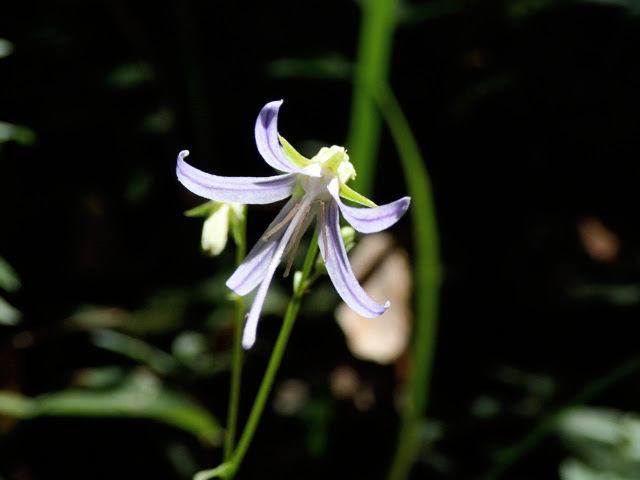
[
  {"xmin": 283, "ymin": 203, "xmax": 311, "ymax": 277},
  {"xmin": 262, "ymin": 203, "xmax": 301, "ymax": 241}
]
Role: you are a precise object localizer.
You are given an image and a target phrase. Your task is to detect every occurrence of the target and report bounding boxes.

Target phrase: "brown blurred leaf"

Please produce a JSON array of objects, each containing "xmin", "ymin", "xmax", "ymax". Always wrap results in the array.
[{"xmin": 335, "ymin": 233, "xmax": 412, "ymax": 365}]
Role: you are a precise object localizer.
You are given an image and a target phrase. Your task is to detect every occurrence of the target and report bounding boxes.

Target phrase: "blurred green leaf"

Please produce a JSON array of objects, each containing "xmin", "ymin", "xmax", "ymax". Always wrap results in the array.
[
  {"xmin": 580, "ymin": 0, "xmax": 640, "ymax": 16},
  {"xmin": 140, "ymin": 106, "xmax": 175, "ymax": 134},
  {"xmin": 91, "ymin": 329, "xmax": 179, "ymax": 375},
  {"xmin": 0, "ymin": 369, "xmax": 221, "ymax": 445},
  {"xmin": 0, "ymin": 121, "xmax": 36, "ymax": 146},
  {"xmin": 74, "ymin": 366, "xmax": 128, "ymax": 388},
  {"xmin": 560, "ymin": 457, "xmax": 634, "ymax": 480},
  {"xmin": 68, "ymin": 305, "xmax": 129, "ymax": 329},
  {"xmin": 558, "ymin": 407, "xmax": 640, "ymax": 478},
  {"xmin": 125, "ymin": 288, "xmax": 190, "ymax": 335},
  {"xmin": 570, "ymin": 283, "xmax": 640, "ymax": 306},
  {"xmin": 267, "ymin": 53, "xmax": 352, "ymax": 80},
  {"xmin": 123, "ymin": 168, "xmax": 153, "ymax": 204},
  {"xmin": 397, "ymin": 0, "xmax": 463, "ymax": 24},
  {"xmin": 0, "ymin": 257, "xmax": 21, "ymax": 292},
  {"xmin": 106, "ymin": 62, "xmax": 153, "ymax": 89},
  {"xmin": 170, "ymin": 330, "xmax": 231, "ymax": 377},
  {"xmin": 0, "ymin": 39, "xmax": 13, "ymax": 59},
  {"xmin": 0, "ymin": 296, "xmax": 21, "ymax": 326},
  {"xmin": 506, "ymin": 0, "xmax": 558, "ymax": 20}
]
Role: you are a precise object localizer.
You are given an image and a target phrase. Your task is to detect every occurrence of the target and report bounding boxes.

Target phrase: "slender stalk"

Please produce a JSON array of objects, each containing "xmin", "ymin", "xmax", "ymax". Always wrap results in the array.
[
  {"xmin": 194, "ymin": 231, "xmax": 319, "ymax": 480},
  {"xmin": 223, "ymin": 213, "xmax": 247, "ymax": 461},
  {"xmin": 375, "ymin": 84, "xmax": 442, "ymax": 480},
  {"xmin": 346, "ymin": 0, "xmax": 397, "ymax": 196}
]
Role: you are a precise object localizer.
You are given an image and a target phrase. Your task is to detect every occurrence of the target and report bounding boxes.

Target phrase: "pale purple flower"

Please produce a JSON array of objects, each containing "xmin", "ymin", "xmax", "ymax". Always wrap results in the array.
[{"xmin": 177, "ymin": 100, "xmax": 410, "ymax": 349}]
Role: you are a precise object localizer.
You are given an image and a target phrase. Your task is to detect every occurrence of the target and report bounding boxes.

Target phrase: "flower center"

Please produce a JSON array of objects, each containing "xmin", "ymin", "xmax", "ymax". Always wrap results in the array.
[{"xmin": 298, "ymin": 145, "xmax": 356, "ymax": 201}]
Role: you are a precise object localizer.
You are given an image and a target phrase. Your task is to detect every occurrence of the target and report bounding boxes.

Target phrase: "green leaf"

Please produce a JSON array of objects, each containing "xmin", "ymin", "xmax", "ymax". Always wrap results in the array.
[
  {"xmin": 185, "ymin": 201, "xmax": 216, "ymax": 217},
  {"xmin": 0, "ymin": 121, "xmax": 36, "ymax": 146},
  {"xmin": 0, "ymin": 370, "xmax": 222, "ymax": 445},
  {"xmin": 0, "ymin": 257, "xmax": 21, "ymax": 292},
  {"xmin": 0, "ymin": 39, "xmax": 13, "ymax": 59},
  {"xmin": 106, "ymin": 62, "xmax": 153, "ymax": 89},
  {"xmin": 267, "ymin": 53, "xmax": 352, "ymax": 80},
  {"xmin": 90, "ymin": 329, "xmax": 179, "ymax": 375},
  {"xmin": 0, "ymin": 391, "xmax": 34, "ymax": 417},
  {"xmin": 0, "ymin": 296, "xmax": 21, "ymax": 326}
]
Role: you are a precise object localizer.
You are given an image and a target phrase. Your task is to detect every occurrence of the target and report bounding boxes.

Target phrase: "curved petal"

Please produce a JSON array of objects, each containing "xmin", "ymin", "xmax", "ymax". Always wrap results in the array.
[
  {"xmin": 241, "ymin": 196, "xmax": 313, "ymax": 349},
  {"xmin": 226, "ymin": 196, "xmax": 300, "ymax": 295},
  {"xmin": 319, "ymin": 200, "xmax": 390, "ymax": 318},
  {"xmin": 326, "ymin": 178, "xmax": 411, "ymax": 233},
  {"xmin": 255, "ymin": 100, "xmax": 298, "ymax": 173},
  {"xmin": 176, "ymin": 151, "xmax": 296, "ymax": 204}
]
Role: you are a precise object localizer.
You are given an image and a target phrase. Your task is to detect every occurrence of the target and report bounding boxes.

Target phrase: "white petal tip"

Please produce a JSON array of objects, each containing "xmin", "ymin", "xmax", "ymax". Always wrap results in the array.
[
  {"xmin": 265, "ymin": 99, "xmax": 283, "ymax": 109},
  {"xmin": 384, "ymin": 301, "xmax": 391, "ymax": 308},
  {"xmin": 178, "ymin": 150, "xmax": 190, "ymax": 159},
  {"xmin": 242, "ymin": 333, "xmax": 255, "ymax": 350}
]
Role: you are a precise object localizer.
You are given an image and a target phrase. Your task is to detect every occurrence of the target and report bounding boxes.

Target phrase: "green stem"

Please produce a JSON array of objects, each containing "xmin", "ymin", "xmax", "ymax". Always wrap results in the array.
[
  {"xmin": 195, "ymin": 231, "xmax": 319, "ymax": 480},
  {"xmin": 375, "ymin": 84, "xmax": 442, "ymax": 480},
  {"xmin": 346, "ymin": 0, "xmax": 397, "ymax": 196},
  {"xmin": 224, "ymin": 214, "xmax": 247, "ymax": 461}
]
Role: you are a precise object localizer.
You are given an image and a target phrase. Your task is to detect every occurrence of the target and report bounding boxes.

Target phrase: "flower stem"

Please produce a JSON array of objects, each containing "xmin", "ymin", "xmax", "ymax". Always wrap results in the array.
[
  {"xmin": 195, "ymin": 230, "xmax": 319, "ymax": 480},
  {"xmin": 223, "ymin": 212, "xmax": 247, "ymax": 461},
  {"xmin": 374, "ymin": 84, "xmax": 442, "ymax": 480}
]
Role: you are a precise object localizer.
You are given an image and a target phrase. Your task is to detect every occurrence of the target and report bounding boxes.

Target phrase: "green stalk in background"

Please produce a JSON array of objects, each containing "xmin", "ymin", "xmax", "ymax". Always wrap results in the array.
[
  {"xmin": 346, "ymin": 0, "xmax": 397, "ymax": 196},
  {"xmin": 348, "ymin": 3, "xmax": 441, "ymax": 476},
  {"xmin": 194, "ymin": 232, "xmax": 320, "ymax": 480},
  {"xmin": 375, "ymin": 84, "xmax": 442, "ymax": 480}
]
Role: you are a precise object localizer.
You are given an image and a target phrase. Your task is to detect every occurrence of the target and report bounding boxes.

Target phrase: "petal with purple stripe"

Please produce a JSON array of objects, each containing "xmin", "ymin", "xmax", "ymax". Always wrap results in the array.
[
  {"xmin": 327, "ymin": 178, "xmax": 411, "ymax": 234},
  {"xmin": 176, "ymin": 150, "xmax": 296, "ymax": 204},
  {"xmin": 255, "ymin": 100, "xmax": 299, "ymax": 173},
  {"xmin": 241, "ymin": 196, "xmax": 313, "ymax": 349},
  {"xmin": 226, "ymin": 196, "xmax": 300, "ymax": 296},
  {"xmin": 319, "ymin": 200, "xmax": 390, "ymax": 318}
]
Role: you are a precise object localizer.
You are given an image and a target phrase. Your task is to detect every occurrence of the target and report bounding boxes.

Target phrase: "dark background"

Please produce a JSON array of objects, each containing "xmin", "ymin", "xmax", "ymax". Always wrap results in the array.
[{"xmin": 1, "ymin": 1, "xmax": 640, "ymax": 479}]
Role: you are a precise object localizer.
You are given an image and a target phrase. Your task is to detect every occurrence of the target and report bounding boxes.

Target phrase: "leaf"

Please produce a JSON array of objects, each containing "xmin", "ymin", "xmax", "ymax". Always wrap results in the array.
[
  {"xmin": 90, "ymin": 329, "xmax": 179, "ymax": 375},
  {"xmin": 0, "ymin": 369, "xmax": 221, "ymax": 445},
  {"xmin": 0, "ymin": 256, "xmax": 21, "ymax": 292},
  {"xmin": 0, "ymin": 296, "xmax": 21, "ymax": 326},
  {"xmin": 0, "ymin": 39, "xmax": 14, "ymax": 59},
  {"xmin": 0, "ymin": 121, "xmax": 36, "ymax": 146},
  {"xmin": 267, "ymin": 53, "xmax": 352, "ymax": 80}
]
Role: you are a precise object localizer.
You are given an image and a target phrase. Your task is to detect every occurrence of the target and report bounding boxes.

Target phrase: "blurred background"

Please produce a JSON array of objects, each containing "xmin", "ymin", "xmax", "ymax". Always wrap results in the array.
[{"xmin": 1, "ymin": 0, "xmax": 640, "ymax": 479}]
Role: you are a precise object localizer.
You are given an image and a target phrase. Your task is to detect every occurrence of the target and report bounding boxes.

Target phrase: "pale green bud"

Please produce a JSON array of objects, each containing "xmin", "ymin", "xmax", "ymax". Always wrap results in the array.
[
  {"xmin": 201, "ymin": 204, "xmax": 231, "ymax": 256},
  {"xmin": 341, "ymin": 226, "xmax": 357, "ymax": 253},
  {"xmin": 192, "ymin": 202, "xmax": 245, "ymax": 256}
]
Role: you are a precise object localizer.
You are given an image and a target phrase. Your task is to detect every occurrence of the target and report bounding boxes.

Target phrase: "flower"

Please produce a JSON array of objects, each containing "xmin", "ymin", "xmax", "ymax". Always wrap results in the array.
[{"xmin": 177, "ymin": 100, "xmax": 410, "ymax": 349}]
